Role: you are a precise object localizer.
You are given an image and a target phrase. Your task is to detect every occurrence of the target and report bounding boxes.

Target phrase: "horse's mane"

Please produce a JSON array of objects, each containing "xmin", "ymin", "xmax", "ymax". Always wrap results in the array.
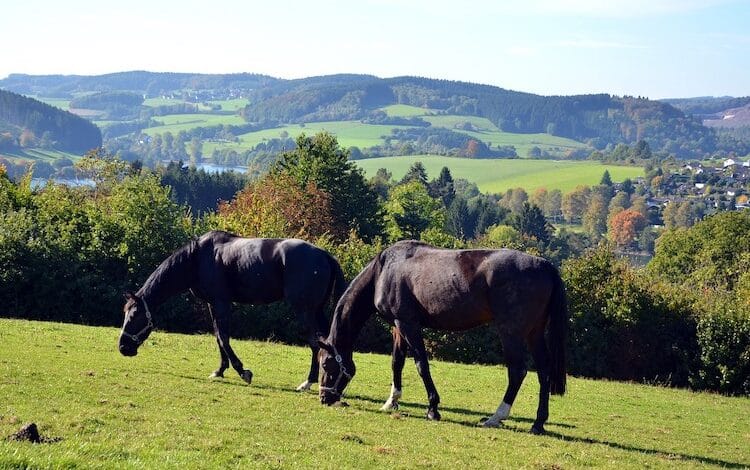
[{"xmin": 138, "ymin": 238, "xmax": 199, "ymax": 301}]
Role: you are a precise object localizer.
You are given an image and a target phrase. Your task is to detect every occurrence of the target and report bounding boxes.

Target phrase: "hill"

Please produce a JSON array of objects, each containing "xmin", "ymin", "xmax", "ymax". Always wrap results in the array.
[
  {"xmin": 0, "ymin": 72, "xmax": 724, "ymax": 158},
  {"xmin": 0, "ymin": 89, "xmax": 101, "ymax": 153},
  {"xmin": 0, "ymin": 319, "xmax": 747, "ymax": 468}
]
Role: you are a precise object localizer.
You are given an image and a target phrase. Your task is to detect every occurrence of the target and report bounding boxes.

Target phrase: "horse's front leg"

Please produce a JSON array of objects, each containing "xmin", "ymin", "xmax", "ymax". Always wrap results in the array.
[
  {"xmin": 396, "ymin": 320, "xmax": 441, "ymax": 421},
  {"xmin": 211, "ymin": 301, "xmax": 252, "ymax": 384},
  {"xmin": 381, "ymin": 327, "xmax": 407, "ymax": 411}
]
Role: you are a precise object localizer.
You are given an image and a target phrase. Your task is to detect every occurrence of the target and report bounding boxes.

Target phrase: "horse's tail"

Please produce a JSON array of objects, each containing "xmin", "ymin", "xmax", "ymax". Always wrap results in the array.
[
  {"xmin": 547, "ymin": 266, "xmax": 568, "ymax": 396},
  {"xmin": 326, "ymin": 253, "xmax": 348, "ymax": 306}
]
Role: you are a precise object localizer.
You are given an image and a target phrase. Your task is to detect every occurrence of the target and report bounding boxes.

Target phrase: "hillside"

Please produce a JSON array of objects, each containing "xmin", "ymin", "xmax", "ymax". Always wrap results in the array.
[
  {"xmin": 0, "ymin": 89, "xmax": 101, "ymax": 153},
  {"xmin": 1, "ymin": 319, "xmax": 747, "ymax": 468},
  {"xmin": 0, "ymin": 72, "xmax": 725, "ymax": 158}
]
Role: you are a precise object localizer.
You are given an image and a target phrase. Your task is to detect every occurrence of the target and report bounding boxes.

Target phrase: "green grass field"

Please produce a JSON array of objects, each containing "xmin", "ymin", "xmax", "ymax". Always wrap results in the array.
[
  {"xmin": 355, "ymin": 156, "xmax": 643, "ymax": 194},
  {"xmin": 142, "ymin": 114, "xmax": 247, "ymax": 136},
  {"xmin": 0, "ymin": 319, "xmax": 747, "ymax": 468}
]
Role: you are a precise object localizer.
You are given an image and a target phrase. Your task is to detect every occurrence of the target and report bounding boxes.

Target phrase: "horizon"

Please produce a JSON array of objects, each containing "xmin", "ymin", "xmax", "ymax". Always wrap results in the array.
[{"xmin": 1, "ymin": 0, "xmax": 748, "ymax": 99}]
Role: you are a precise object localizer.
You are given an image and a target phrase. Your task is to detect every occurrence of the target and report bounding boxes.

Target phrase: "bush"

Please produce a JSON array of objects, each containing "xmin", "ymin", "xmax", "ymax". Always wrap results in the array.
[
  {"xmin": 693, "ymin": 294, "xmax": 750, "ymax": 395},
  {"xmin": 562, "ymin": 246, "xmax": 699, "ymax": 386}
]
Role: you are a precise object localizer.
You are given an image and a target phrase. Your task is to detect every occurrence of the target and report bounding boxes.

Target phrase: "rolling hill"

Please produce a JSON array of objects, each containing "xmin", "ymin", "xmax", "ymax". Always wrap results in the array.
[{"xmin": 0, "ymin": 71, "xmax": 727, "ymax": 158}]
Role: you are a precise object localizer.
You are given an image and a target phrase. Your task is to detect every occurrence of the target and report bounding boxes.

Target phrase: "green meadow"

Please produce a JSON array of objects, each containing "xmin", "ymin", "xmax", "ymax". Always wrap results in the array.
[
  {"xmin": 355, "ymin": 156, "xmax": 643, "ymax": 194},
  {"xmin": 142, "ymin": 114, "xmax": 247, "ymax": 136},
  {"xmin": 0, "ymin": 319, "xmax": 747, "ymax": 469}
]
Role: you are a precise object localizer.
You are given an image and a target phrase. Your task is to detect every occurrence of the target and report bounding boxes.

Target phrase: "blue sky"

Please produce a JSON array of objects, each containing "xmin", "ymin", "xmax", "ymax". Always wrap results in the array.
[{"xmin": 0, "ymin": 0, "xmax": 747, "ymax": 98}]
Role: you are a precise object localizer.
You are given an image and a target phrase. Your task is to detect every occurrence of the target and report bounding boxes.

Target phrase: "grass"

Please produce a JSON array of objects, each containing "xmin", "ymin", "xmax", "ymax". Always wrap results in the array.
[
  {"xmin": 142, "ymin": 114, "xmax": 247, "ymax": 136},
  {"xmin": 0, "ymin": 319, "xmax": 747, "ymax": 469},
  {"xmin": 355, "ymin": 156, "xmax": 644, "ymax": 194},
  {"xmin": 380, "ymin": 104, "xmax": 437, "ymax": 117}
]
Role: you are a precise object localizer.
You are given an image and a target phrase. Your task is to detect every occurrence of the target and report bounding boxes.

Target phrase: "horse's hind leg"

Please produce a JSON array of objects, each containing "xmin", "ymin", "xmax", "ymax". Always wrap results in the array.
[
  {"xmin": 529, "ymin": 333, "xmax": 551, "ymax": 435},
  {"xmin": 381, "ymin": 327, "xmax": 407, "ymax": 411},
  {"xmin": 396, "ymin": 320, "xmax": 441, "ymax": 421},
  {"xmin": 297, "ymin": 310, "xmax": 327, "ymax": 391},
  {"xmin": 482, "ymin": 334, "xmax": 527, "ymax": 428}
]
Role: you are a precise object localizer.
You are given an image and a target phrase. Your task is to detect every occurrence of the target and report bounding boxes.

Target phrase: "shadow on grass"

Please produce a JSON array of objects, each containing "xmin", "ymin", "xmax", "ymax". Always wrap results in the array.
[
  {"xmin": 350, "ymin": 398, "xmax": 748, "ymax": 469},
  {"xmin": 152, "ymin": 372, "xmax": 749, "ymax": 468}
]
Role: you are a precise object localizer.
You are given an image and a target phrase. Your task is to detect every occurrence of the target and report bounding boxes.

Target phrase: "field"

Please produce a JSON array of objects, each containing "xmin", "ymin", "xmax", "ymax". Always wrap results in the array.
[
  {"xmin": 355, "ymin": 156, "xmax": 644, "ymax": 194},
  {"xmin": 1, "ymin": 319, "xmax": 747, "ymax": 469},
  {"xmin": 141, "ymin": 114, "xmax": 248, "ymax": 136}
]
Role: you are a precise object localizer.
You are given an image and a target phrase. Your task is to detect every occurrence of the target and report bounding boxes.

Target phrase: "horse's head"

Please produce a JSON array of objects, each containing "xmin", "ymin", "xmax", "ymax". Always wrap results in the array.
[
  {"xmin": 317, "ymin": 338, "xmax": 355, "ymax": 405},
  {"xmin": 119, "ymin": 291, "xmax": 153, "ymax": 357}
]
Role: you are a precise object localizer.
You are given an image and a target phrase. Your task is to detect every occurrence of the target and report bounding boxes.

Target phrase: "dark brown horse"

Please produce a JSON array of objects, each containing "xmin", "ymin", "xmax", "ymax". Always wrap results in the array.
[
  {"xmin": 318, "ymin": 240, "xmax": 566, "ymax": 434},
  {"xmin": 119, "ymin": 230, "xmax": 346, "ymax": 390}
]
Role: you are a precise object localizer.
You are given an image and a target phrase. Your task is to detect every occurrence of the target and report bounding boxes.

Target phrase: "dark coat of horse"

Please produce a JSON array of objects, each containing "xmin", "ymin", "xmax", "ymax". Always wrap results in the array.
[
  {"xmin": 119, "ymin": 230, "xmax": 346, "ymax": 390},
  {"xmin": 317, "ymin": 240, "xmax": 567, "ymax": 434}
]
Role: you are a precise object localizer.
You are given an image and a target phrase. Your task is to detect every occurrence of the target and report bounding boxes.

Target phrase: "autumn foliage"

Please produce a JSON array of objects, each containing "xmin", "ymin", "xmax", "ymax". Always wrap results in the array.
[
  {"xmin": 608, "ymin": 208, "xmax": 647, "ymax": 248},
  {"xmin": 217, "ymin": 173, "xmax": 339, "ymax": 239}
]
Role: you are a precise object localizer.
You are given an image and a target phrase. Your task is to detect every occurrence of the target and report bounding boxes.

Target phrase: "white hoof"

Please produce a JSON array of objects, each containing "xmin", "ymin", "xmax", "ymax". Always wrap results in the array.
[
  {"xmin": 296, "ymin": 380, "xmax": 312, "ymax": 391},
  {"xmin": 209, "ymin": 372, "xmax": 223, "ymax": 379},
  {"xmin": 380, "ymin": 399, "xmax": 399, "ymax": 411}
]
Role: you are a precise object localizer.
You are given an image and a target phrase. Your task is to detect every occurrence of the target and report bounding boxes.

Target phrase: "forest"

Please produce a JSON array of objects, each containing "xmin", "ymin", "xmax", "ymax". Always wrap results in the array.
[{"xmin": 0, "ymin": 90, "xmax": 102, "ymax": 152}]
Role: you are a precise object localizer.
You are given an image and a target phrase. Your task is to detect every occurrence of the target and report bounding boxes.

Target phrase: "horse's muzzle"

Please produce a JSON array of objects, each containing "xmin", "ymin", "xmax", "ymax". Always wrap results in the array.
[{"xmin": 119, "ymin": 344, "xmax": 138, "ymax": 357}]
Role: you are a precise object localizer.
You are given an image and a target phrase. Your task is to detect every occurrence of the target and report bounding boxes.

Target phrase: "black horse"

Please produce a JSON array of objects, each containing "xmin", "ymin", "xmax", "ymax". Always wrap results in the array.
[
  {"xmin": 119, "ymin": 230, "xmax": 346, "ymax": 390},
  {"xmin": 318, "ymin": 240, "xmax": 566, "ymax": 434}
]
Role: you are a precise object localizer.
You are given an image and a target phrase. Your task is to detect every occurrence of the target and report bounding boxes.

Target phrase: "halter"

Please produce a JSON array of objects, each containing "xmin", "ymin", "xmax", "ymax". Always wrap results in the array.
[
  {"xmin": 318, "ymin": 344, "xmax": 352, "ymax": 399},
  {"xmin": 121, "ymin": 297, "xmax": 153, "ymax": 345}
]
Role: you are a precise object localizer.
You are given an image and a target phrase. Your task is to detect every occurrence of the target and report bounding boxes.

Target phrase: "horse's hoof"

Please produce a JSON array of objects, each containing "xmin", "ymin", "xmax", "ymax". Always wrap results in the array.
[
  {"xmin": 530, "ymin": 425, "xmax": 545, "ymax": 435},
  {"xmin": 380, "ymin": 401, "xmax": 399, "ymax": 412},
  {"xmin": 209, "ymin": 371, "xmax": 224, "ymax": 379},
  {"xmin": 240, "ymin": 370, "xmax": 253, "ymax": 384},
  {"xmin": 480, "ymin": 418, "xmax": 501, "ymax": 428},
  {"xmin": 426, "ymin": 409, "xmax": 441, "ymax": 421},
  {"xmin": 296, "ymin": 380, "xmax": 312, "ymax": 391}
]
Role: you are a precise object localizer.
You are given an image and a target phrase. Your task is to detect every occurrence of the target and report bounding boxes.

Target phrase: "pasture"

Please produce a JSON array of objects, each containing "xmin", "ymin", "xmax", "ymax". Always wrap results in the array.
[
  {"xmin": 1, "ymin": 319, "xmax": 747, "ymax": 468},
  {"xmin": 141, "ymin": 114, "xmax": 247, "ymax": 136},
  {"xmin": 355, "ymin": 156, "xmax": 644, "ymax": 194},
  {"xmin": 0, "ymin": 148, "xmax": 79, "ymax": 163}
]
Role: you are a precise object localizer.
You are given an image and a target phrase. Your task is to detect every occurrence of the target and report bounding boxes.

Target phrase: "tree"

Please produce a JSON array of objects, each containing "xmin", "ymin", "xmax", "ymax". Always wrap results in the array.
[
  {"xmin": 620, "ymin": 178, "xmax": 635, "ymax": 195},
  {"xmin": 561, "ymin": 185, "xmax": 591, "ymax": 223},
  {"xmin": 272, "ymin": 132, "xmax": 382, "ymax": 240},
  {"xmin": 385, "ymin": 181, "xmax": 445, "ymax": 241},
  {"xmin": 649, "ymin": 211, "xmax": 750, "ymax": 290},
  {"xmin": 400, "ymin": 161, "xmax": 428, "ymax": 186},
  {"xmin": 509, "ymin": 202, "xmax": 550, "ymax": 246},
  {"xmin": 500, "ymin": 187, "xmax": 528, "ymax": 214},
  {"xmin": 217, "ymin": 172, "xmax": 337, "ymax": 239},
  {"xmin": 446, "ymin": 196, "xmax": 470, "ymax": 240},
  {"xmin": 429, "ymin": 166, "xmax": 455, "ymax": 207},
  {"xmin": 544, "ymin": 189, "xmax": 563, "ymax": 222},
  {"xmin": 600, "ymin": 170, "xmax": 613, "ymax": 186},
  {"xmin": 531, "ymin": 188, "xmax": 548, "ymax": 211},
  {"xmin": 609, "ymin": 209, "xmax": 647, "ymax": 248},
  {"xmin": 582, "ymin": 192, "xmax": 609, "ymax": 241},
  {"xmin": 189, "ymin": 137, "xmax": 203, "ymax": 166}
]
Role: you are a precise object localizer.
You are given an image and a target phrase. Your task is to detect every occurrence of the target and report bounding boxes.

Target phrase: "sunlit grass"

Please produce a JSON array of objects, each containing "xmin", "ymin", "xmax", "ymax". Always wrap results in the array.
[
  {"xmin": 0, "ymin": 319, "xmax": 747, "ymax": 469},
  {"xmin": 355, "ymin": 156, "xmax": 643, "ymax": 194}
]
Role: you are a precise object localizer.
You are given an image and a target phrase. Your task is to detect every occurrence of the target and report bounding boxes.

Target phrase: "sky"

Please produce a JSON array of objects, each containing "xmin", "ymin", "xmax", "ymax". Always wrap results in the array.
[{"xmin": 0, "ymin": 0, "xmax": 748, "ymax": 99}]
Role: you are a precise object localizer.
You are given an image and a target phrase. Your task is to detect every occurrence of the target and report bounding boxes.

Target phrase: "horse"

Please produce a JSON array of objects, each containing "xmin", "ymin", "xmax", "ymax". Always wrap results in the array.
[
  {"xmin": 317, "ymin": 240, "xmax": 567, "ymax": 434},
  {"xmin": 119, "ymin": 230, "xmax": 346, "ymax": 391}
]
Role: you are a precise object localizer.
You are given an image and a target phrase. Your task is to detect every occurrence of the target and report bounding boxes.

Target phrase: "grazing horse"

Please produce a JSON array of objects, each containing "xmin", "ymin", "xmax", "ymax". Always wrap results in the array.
[
  {"xmin": 318, "ymin": 240, "xmax": 566, "ymax": 434},
  {"xmin": 119, "ymin": 230, "xmax": 346, "ymax": 390}
]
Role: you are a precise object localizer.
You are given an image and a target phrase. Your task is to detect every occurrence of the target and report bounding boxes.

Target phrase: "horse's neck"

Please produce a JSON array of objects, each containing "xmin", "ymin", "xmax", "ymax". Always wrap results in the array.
[
  {"xmin": 137, "ymin": 246, "xmax": 195, "ymax": 308},
  {"xmin": 330, "ymin": 260, "xmax": 377, "ymax": 351}
]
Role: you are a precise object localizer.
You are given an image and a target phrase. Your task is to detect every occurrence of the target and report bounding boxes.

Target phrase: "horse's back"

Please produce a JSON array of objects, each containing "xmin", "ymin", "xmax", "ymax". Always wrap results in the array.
[{"xmin": 374, "ymin": 241, "xmax": 556, "ymax": 331}]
